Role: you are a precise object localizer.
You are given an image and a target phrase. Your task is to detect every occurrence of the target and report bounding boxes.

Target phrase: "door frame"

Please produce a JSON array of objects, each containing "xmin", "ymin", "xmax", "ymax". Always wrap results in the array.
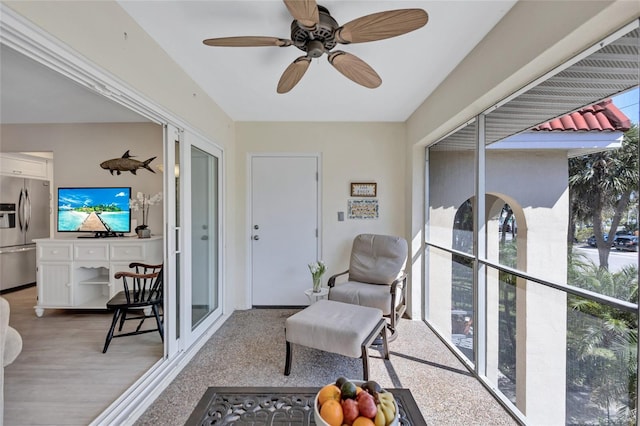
[
  {"xmin": 245, "ymin": 152, "xmax": 322, "ymax": 309},
  {"xmin": 163, "ymin": 124, "xmax": 181, "ymax": 359}
]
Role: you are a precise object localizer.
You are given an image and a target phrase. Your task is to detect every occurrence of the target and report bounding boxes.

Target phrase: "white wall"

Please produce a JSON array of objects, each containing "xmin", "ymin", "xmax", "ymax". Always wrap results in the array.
[
  {"xmin": 235, "ymin": 122, "xmax": 406, "ymax": 310},
  {"xmin": 1, "ymin": 123, "xmax": 164, "ymax": 236}
]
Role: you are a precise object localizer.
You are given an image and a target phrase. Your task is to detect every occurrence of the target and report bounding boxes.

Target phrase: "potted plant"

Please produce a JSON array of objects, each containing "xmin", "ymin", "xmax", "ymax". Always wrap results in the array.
[
  {"xmin": 308, "ymin": 260, "xmax": 327, "ymax": 293},
  {"xmin": 130, "ymin": 191, "xmax": 162, "ymax": 238}
]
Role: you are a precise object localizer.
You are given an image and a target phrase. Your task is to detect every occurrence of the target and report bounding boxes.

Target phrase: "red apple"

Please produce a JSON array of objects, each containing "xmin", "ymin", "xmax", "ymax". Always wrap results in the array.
[
  {"xmin": 342, "ymin": 398, "xmax": 359, "ymax": 424},
  {"xmin": 356, "ymin": 391, "xmax": 377, "ymax": 418}
]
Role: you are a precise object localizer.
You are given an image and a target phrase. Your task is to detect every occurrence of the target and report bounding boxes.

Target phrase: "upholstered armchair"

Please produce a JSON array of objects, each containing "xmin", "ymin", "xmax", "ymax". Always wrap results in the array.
[
  {"xmin": 1, "ymin": 296, "xmax": 23, "ymax": 425},
  {"xmin": 327, "ymin": 234, "xmax": 408, "ymax": 340}
]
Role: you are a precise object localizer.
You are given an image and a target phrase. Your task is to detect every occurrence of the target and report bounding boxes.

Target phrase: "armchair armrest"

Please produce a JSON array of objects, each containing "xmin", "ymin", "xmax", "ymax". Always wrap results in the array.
[
  {"xmin": 114, "ymin": 271, "xmax": 159, "ymax": 280},
  {"xmin": 390, "ymin": 273, "xmax": 407, "ymax": 294},
  {"xmin": 129, "ymin": 262, "xmax": 163, "ymax": 269},
  {"xmin": 327, "ymin": 270, "xmax": 349, "ymax": 288}
]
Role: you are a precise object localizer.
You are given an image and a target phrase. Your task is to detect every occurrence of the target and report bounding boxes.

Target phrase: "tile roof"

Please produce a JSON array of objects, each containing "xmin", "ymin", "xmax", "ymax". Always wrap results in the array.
[{"xmin": 534, "ymin": 98, "xmax": 631, "ymax": 132}]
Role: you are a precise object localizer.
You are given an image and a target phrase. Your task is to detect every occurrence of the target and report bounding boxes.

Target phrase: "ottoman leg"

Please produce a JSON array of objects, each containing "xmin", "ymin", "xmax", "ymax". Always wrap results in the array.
[
  {"xmin": 285, "ymin": 340, "xmax": 292, "ymax": 376},
  {"xmin": 361, "ymin": 319, "xmax": 387, "ymax": 381},
  {"xmin": 362, "ymin": 349, "xmax": 370, "ymax": 381},
  {"xmin": 381, "ymin": 323, "xmax": 389, "ymax": 360}
]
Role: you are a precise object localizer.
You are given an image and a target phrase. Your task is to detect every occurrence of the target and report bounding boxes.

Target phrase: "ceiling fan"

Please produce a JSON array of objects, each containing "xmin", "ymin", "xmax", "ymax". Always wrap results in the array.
[{"xmin": 202, "ymin": 0, "xmax": 428, "ymax": 93}]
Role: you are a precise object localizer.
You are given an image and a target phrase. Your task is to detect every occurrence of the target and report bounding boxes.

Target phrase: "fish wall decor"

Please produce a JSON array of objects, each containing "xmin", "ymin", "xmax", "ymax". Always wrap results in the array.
[{"xmin": 100, "ymin": 150, "xmax": 156, "ymax": 175}]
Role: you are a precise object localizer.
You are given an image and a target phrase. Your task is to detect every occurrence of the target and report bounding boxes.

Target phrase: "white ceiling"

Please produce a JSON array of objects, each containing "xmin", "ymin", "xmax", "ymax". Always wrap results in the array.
[
  {"xmin": 0, "ymin": 1, "xmax": 518, "ymax": 124},
  {"xmin": 119, "ymin": 0, "xmax": 517, "ymax": 122}
]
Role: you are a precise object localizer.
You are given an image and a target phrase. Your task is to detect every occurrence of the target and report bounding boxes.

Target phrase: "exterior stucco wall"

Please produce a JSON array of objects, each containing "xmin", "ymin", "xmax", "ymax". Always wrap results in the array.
[{"xmin": 428, "ymin": 148, "xmax": 569, "ymax": 423}]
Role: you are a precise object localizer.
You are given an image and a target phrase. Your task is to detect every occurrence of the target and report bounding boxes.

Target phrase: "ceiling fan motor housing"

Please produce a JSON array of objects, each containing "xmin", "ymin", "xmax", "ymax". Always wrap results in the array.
[{"xmin": 290, "ymin": 5, "xmax": 339, "ymax": 57}]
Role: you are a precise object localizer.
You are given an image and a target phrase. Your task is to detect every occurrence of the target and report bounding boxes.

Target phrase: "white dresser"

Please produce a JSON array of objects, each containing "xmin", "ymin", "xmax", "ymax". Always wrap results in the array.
[{"xmin": 33, "ymin": 237, "xmax": 163, "ymax": 316}]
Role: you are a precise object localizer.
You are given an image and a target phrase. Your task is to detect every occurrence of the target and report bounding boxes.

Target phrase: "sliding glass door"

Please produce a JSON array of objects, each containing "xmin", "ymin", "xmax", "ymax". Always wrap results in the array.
[
  {"xmin": 190, "ymin": 145, "xmax": 219, "ymax": 327},
  {"xmin": 180, "ymin": 132, "xmax": 223, "ymax": 346}
]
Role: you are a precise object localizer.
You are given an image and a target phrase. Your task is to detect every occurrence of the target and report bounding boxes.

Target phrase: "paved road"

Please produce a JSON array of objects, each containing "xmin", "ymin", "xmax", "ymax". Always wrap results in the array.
[{"xmin": 574, "ymin": 244, "xmax": 638, "ymax": 272}]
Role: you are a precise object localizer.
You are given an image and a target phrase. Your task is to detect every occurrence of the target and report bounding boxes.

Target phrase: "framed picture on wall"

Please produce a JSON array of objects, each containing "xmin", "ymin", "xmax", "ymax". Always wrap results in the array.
[
  {"xmin": 350, "ymin": 182, "xmax": 377, "ymax": 197},
  {"xmin": 348, "ymin": 199, "xmax": 379, "ymax": 219}
]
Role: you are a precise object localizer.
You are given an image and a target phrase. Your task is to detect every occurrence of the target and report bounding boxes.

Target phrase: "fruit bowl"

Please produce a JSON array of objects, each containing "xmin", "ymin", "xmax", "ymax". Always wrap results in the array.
[{"xmin": 314, "ymin": 379, "xmax": 399, "ymax": 426}]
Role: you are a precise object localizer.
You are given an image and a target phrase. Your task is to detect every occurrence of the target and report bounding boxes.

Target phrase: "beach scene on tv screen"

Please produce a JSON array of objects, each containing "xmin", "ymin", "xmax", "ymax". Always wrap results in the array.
[{"xmin": 58, "ymin": 188, "xmax": 130, "ymax": 232}]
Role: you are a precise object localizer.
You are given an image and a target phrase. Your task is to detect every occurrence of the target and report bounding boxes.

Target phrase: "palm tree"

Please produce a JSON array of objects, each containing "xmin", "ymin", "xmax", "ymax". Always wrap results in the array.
[
  {"xmin": 569, "ymin": 124, "xmax": 639, "ymax": 270},
  {"xmin": 567, "ymin": 252, "xmax": 638, "ymax": 424},
  {"xmin": 498, "ymin": 240, "xmax": 517, "ymax": 387}
]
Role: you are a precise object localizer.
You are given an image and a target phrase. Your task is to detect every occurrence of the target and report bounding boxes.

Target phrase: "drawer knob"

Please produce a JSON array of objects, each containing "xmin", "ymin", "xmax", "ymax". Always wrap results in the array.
[
  {"xmin": 52, "ymin": 250, "xmax": 58, "ymax": 254},
  {"xmin": 65, "ymin": 283, "xmax": 72, "ymax": 287},
  {"xmin": 88, "ymin": 250, "xmax": 94, "ymax": 254}
]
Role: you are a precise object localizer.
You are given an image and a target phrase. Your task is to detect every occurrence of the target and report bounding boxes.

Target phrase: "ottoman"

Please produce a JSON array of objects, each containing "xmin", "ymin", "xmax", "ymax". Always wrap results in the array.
[{"xmin": 284, "ymin": 299, "xmax": 389, "ymax": 380}]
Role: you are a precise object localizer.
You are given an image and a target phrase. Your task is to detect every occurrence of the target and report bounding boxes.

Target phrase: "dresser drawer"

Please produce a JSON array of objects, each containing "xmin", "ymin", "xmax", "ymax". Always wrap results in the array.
[
  {"xmin": 39, "ymin": 244, "xmax": 72, "ymax": 261},
  {"xmin": 110, "ymin": 244, "xmax": 145, "ymax": 261},
  {"xmin": 74, "ymin": 244, "xmax": 109, "ymax": 261}
]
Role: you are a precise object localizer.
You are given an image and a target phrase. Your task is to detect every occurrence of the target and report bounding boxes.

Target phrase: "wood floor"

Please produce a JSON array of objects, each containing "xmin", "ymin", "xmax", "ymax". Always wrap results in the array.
[{"xmin": 2, "ymin": 286, "xmax": 163, "ymax": 426}]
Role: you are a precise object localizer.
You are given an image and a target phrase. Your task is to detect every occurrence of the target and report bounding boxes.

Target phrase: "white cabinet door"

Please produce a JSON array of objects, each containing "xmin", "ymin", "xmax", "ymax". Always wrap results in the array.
[
  {"xmin": 110, "ymin": 261, "xmax": 133, "ymax": 296},
  {"xmin": 0, "ymin": 153, "xmax": 48, "ymax": 179},
  {"xmin": 37, "ymin": 263, "xmax": 72, "ymax": 308}
]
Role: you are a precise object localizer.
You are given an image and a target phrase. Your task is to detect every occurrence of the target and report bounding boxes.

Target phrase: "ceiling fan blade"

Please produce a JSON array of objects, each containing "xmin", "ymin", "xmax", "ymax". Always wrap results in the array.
[
  {"xmin": 203, "ymin": 36, "xmax": 292, "ymax": 47},
  {"xmin": 327, "ymin": 51, "xmax": 381, "ymax": 89},
  {"xmin": 283, "ymin": 0, "xmax": 319, "ymax": 28},
  {"xmin": 335, "ymin": 9, "xmax": 428, "ymax": 44},
  {"xmin": 277, "ymin": 56, "xmax": 312, "ymax": 93}
]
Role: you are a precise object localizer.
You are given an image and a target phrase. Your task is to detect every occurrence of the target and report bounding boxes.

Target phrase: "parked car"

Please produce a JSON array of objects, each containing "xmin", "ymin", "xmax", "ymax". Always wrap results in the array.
[
  {"xmin": 587, "ymin": 234, "xmax": 611, "ymax": 247},
  {"xmin": 613, "ymin": 235, "xmax": 638, "ymax": 252}
]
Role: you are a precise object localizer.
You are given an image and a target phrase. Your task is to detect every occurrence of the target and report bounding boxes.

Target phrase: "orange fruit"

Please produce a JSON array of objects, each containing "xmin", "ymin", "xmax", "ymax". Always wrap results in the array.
[
  {"xmin": 318, "ymin": 384, "xmax": 341, "ymax": 406},
  {"xmin": 352, "ymin": 417, "xmax": 376, "ymax": 426},
  {"xmin": 320, "ymin": 399, "xmax": 344, "ymax": 426}
]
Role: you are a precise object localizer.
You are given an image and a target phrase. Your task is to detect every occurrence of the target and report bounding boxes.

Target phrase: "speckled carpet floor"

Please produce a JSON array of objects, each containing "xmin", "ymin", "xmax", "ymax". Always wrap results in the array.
[{"xmin": 135, "ymin": 309, "xmax": 518, "ymax": 426}]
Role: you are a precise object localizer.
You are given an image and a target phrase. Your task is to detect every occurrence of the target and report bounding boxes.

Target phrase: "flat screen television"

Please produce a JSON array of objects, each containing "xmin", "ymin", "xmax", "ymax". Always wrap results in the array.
[{"xmin": 57, "ymin": 187, "xmax": 131, "ymax": 237}]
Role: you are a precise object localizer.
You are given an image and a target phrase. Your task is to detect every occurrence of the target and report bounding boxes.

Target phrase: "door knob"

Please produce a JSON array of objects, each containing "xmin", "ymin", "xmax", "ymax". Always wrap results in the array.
[{"xmin": 253, "ymin": 235, "xmax": 260, "ymax": 240}]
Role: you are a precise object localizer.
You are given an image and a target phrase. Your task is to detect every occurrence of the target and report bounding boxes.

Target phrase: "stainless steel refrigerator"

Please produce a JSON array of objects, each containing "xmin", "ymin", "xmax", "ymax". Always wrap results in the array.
[{"xmin": 0, "ymin": 176, "xmax": 50, "ymax": 291}]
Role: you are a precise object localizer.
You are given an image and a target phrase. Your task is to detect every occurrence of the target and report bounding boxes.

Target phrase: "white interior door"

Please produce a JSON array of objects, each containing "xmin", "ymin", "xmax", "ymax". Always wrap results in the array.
[{"xmin": 251, "ymin": 155, "xmax": 320, "ymax": 306}]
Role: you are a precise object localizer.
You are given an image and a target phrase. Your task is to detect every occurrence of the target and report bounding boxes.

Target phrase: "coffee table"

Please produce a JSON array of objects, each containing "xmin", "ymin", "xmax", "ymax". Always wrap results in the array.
[{"xmin": 185, "ymin": 386, "xmax": 427, "ymax": 425}]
